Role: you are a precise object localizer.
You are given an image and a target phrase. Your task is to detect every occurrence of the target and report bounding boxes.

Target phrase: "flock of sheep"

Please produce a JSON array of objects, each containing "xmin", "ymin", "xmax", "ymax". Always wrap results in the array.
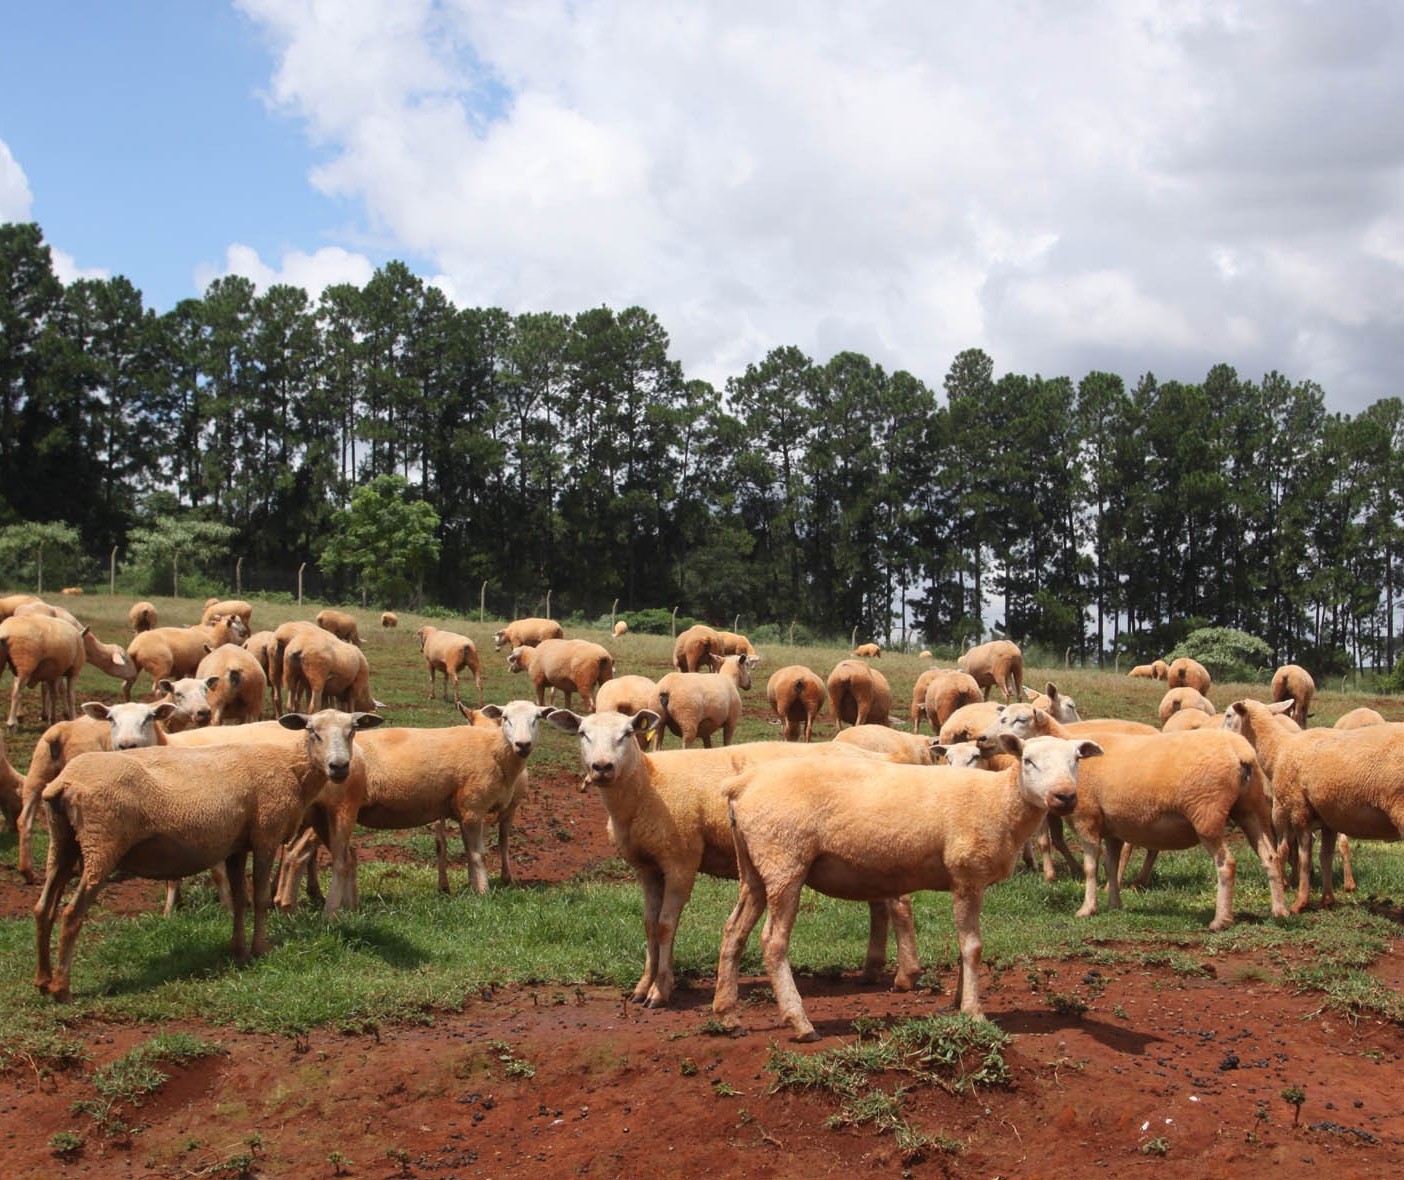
[{"xmin": 0, "ymin": 594, "xmax": 1399, "ymax": 1043}]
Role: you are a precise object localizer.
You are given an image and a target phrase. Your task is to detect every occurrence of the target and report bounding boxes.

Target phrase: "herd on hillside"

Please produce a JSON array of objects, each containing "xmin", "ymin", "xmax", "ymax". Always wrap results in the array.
[{"xmin": 0, "ymin": 592, "xmax": 1398, "ymax": 1041}]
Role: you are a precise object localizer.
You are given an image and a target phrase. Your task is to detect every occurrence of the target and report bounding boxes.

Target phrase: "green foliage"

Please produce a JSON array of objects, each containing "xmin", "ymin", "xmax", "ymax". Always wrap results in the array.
[
  {"xmin": 48, "ymin": 1130, "xmax": 84, "ymax": 1157},
  {"xmin": 1166, "ymin": 626, "xmax": 1273, "ymax": 682},
  {"xmin": 0, "ymin": 520, "xmax": 82, "ymax": 591},
  {"xmin": 319, "ymin": 475, "xmax": 440, "ymax": 607},
  {"xmin": 616, "ymin": 607, "xmax": 701, "ymax": 635},
  {"xmin": 125, "ymin": 518, "xmax": 237, "ymax": 597},
  {"xmin": 91, "ymin": 1032, "xmax": 221, "ymax": 1104}
]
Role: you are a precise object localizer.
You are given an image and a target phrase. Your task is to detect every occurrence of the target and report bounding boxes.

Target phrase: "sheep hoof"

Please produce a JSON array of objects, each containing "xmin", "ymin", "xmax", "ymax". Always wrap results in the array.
[
  {"xmin": 1209, "ymin": 917, "xmax": 1233, "ymax": 932},
  {"xmin": 793, "ymin": 1029, "xmax": 820, "ymax": 1043}
]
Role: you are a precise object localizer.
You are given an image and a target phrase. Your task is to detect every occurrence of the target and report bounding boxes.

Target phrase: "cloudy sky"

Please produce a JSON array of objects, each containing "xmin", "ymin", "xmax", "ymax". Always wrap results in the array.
[{"xmin": 2, "ymin": 1, "xmax": 1402, "ymax": 411}]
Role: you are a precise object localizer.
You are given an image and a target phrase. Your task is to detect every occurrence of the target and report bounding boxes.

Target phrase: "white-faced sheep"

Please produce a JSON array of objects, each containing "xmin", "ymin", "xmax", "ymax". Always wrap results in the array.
[
  {"xmin": 1158, "ymin": 686, "xmax": 1216, "ymax": 726},
  {"xmin": 196, "ymin": 643, "xmax": 267, "ymax": 726},
  {"xmin": 493, "ymin": 617, "xmax": 564, "ymax": 652},
  {"xmin": 826, "ymin": 659, "xmax": 892, "ymax": 729},
  {"xmin": 416, "ymin": 625, "xmax": 483, "ymax": 707},
  {"xmin": 0, "ymin": 614, "xmax": 86, "ymax": 729},
  {"xmin": 1271, "ymin": 664, "xmax": 1315, "ymax": 728},
  {"xmin": 712, "ymin": 733, "xmax": 1102, "ymax": 1038},
  {"xmin": 1166, "ymin": 657, "xmax": 1212, "ymax": 696},
  {"xmin": 1024, "ymin": 682, "xmax": 1081, "ymax": 724},
  {"xmin": 656, "ymin": 654, "xmax": 758, "ymax": 749},
  {"xmin": 671, "ymin": 624, "xmax": 722, "ymax": 673},
  {"xmin": 125, "ymin": 617, "xmax": 248, "ymax": 701},
  {"xmin": 766, "ymin": 665, "xmax": 827, "ymax": 743},
  {"xmin": 547, "ymin": 708, "xmax": 915, "ymax": 1009},
  {"xmin": 315, "ymin": 608, "xmax": 361, "ymax": 647},
  {"xmin": 33, "ymin": 709, "xmax": 382, "ymax": 1001},
  {"xmin": 957, "ymin": 640, "xmax": 1024, "ymax": 702},
  {"xmin": 508, "ymin": 638, "xmax": 613, "ymax": 712}
]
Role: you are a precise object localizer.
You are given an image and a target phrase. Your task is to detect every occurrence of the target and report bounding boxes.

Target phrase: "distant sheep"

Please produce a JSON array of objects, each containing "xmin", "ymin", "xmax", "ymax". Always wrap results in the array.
[
  {"xmin": 671, "ymin": 624, "xmax": 722, "ymax": 673},
  {"xmin": 826, "ymin": 659, "xmax": 892, "ymax": 729},
  {"xmin": 381, "ymin": 611, "xmax": 398, "ymax": 629},
  {"xmin": 923, "ymin": 671, "xmax": 984, "ymax": 733},
  {"xmin": 596, "ymin": 675, "xmax": 666, "ymax": 748},
  {"xmin": 200, "ymin": 600, "xmax": 254, "ymax": 630},
  {"xmin": 493, "ymin": 617, "xmax": 564, "ymax": 652},
  {"xmin": 1128, "ymin": 660, "xmax": 1169, "ymax": 680},
  {"xmin": 195, "ymin": 644, "xmax": 267, "ymax": 726},
  {"xmin": 717, "ymin": 631, "xmax": 757, "ymax": 659},
  {"xmin": 1270, "ymin": 664, "xmax": 1315, "ymax": 728},
  {"xmin": 766, "ymin": 665, "xmax": 827, "ymax": 742},
  {"xmin": 0, "ymin": 614, "xmax": 86, "ymax": 729},
  {"xmin": 852, "ymin": 642, "xmax": 881, "ymax": 658},
  {"xmin": 508, "ymin": 638, "xmax": 613, "ymax": 712},
  {"xmin": 416, "ymin": 625, "xmax": 483, "ymax": 708},
  {"xmin": 1158, "ymin": 686, "xmax": 1216, "ymax": 726},
  {"xmin": 126, "ymin": 617, "xmax": 248, "ymax": 701},
  {"xmin": 656, "ymin": 655, "xmax": 758, "ymax": 749},
  {"xmin": 128, "ymin": 601, "xmax": 158, "ymax": 633},
  {"xmin": 315, "ymin": 608, "xmax": 361, "ymax": 647},
  {"xmin": 612, "ymin": 619, "xmax": 629, "ymax": 637},
  {"xmin": 958, "ymin": 640, "xmax": 1024, "ymax": 702},
  {"xmin": 1166, "ymin": 657, "xmax": 1212, "ymax": 696}
]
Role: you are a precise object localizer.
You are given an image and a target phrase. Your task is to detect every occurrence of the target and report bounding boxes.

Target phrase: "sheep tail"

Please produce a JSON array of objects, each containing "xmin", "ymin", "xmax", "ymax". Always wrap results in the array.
[
  {"xmin": 794, "ymin": 677, "xmax": 806, "ymax": 697},
  {"xmin": 657, "ymin": 689, "xmax": 671, "ymax": 712}
]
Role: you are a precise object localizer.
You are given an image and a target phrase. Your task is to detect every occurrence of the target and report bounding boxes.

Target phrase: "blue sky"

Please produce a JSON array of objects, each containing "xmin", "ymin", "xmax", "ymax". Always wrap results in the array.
[{"xmin": 3, "ymin": 2, "xmax": 1403, "ymax": 412}]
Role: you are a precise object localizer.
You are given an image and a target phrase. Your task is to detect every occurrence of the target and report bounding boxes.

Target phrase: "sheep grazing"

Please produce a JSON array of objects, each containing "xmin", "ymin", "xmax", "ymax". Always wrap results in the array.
[
  {"xmin": 671, "ymin": 624, "xmax": 722, "ymax": 673},
  {"xmin": 12, "ymin": 603, "xmax": 138, "ymax": 697},
  {"xmin": 833, "ymin": 724, "xmax": 937, "ymax": 764},
  {"xmin": 1167, "ymin": 657, "xmax": 1212, "ymax": 696},
  {"xmin": 713, "ymin": 733, "xmax": 1102, "ymax": 1038},
  {"xmin": 1158, "ymin": 686, "xmax": 1215, "ymax": 726},
  {"xmin": 315, "ymin": 607, "xmax": 361, "ymax": 647},
  {"xmin": 656, "ymin": 654, "xmax": 758, "ymax": 749},
  {"xmin": 416, "ymin": 625, "xmax": 484, "ymax": 707},
  {"xmin": 918, "ymin": 649, "xmax": 933, "ymax": 659},
  {"xmin": 766, "ymin": 665, "xmax": 827, "ymax": 742},
  {"xmin": 826, "ymin": 659, "xmax": 893, "ymax": 729},
  {"xmin": 909, "ymin": 668, "xmax": 943, "ymax": 733},
  {"xmin": 1024, "ymin": 682, "xmax": 1081, "ymax": 724},
  {"xmin": 508, "ymin": 637, "xmax": 613, "ymax": 712},
  {"xmin": 282, "ymin": 627, "xmax": 376, "ymax": 713},
  {"xmin": 1335, "ymin": 707, "xmax": 1386, "ymax": 730},
  {"xmin": 1128, "ymin": 660, "xmax": 1169, "ymax": 680},
  {"xmin": 0, "ymin": 613, "xmax": 86, "ymax": 729},
  {"xmin": 59, "ymin": 587, "xmax": 83, "ymax": 596},
  {"xmin": 0, "ymin": 593, "xmax": 41, "ymax": 623},
  {"xmin": 381, "ymin": 611, "xmax": 398, "ymax": 629},
  {"xmin": 34, "ymin": 709, "xmax": 382, "ymax": 1001},
  {"xmin": 612, "ymin": 619, "xmax": 629, "ymax": 637},
  {"xmin": 196, "ymin": 643, "xmax": 267, "ymax": 726},
  {"xmin": 269, "ymin": 620, "xmax": 322, "ymax": 713},
  {"xmin": 547, "ymin": 708, "xmax": 914, "ymax": 1009},
  {"xmin": 200, "ymin": 599, "xmax": 254, "ymax": 630},
  {"xmin": 852, "ymin": 642, "xmax": 881, "ymax": 658},
  {"xmin": 1271, "ymin": 664, "xmax": 1315, "ymax": 728},
  {"xmin": 595, "ymin": 675, "xmax": 666, "ymax": 748},
  {"xmin": 127, "ymin": 601, "xmax": 158, "ymax": 633},
  {"xmin": 125, "ymin": 617, "xmax": 249, "ymax": 701},
  {"xmin": 493, "ymin": 617, "xmax": 564, "ymax": 652},
  {"xmin": 279, "ymin": 700, "xmax": 550, "ymax": 912},
  {"xmin": 1225, "ymin": 698, "xmax": 1404, "ymax": 912},
  {"xmin": 923, "ymin": 670, "xmax": 984, "ymax": 733},
  {"xmin": 957, "ymin": 640, "xmax": 1024, "ymax": 702},
  {"xmin": 717, "ymin": 630, "xmax": 757, "ymax": 659}
]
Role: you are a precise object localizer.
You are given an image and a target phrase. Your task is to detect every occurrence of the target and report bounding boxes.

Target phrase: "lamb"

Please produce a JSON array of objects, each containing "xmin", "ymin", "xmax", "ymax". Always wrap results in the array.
[
  {"xmin": 712, "ymin": 733, "xmax": 1103, "ymax": 1038},
  {"xmin": 125, "ymin": 617, "xmax": 249, "ymax": 700},
  {"xmin": 128, "ymin": 601, "xmax": 158, "ymax": 633},
  {"xmin": 1158, "ymin": 686, "xmax": 1215, "ymax": 725},
  {"xmin": 595, "ymin": 675, "xmax": 665, "ymax": 748},
  {"xmin": 1167, "ymin": 657, "xmax": 1212, "ymax": 696},
  {"xmin": 1335, "ymin": 707, "xmax": 1387, "ymax": 729},
  {"xmin": 923, "ymin": 670, "xmax": 984, "ymax": 732},
  {"xmin": 315, "ymin": 607, "xmax": 361, "ymax": 646},
  {"xmin": 416, "ymin": 625, "xmax": 483, "ymax": 707},
  {"xmin": 200, "ymin": 599, "xmax": 254, "ymax": 630},
  {"xmin": 957, "ymin": 640, "xmax": 1024, "ymax": 702},
  {"xmin": 852, "ymin": 642, "xmax": 881, "ymax": 658},
  {"xmin": 671, "ymin": 624, "xmax": 722, "ymax": 672},
  {"xmin": 655, "ymin": 654, "xmax": 758, "ymax": 748},
  {"xmin": 612, "ymin": 619, "xmax": 629, "ymax": 637},
  {"xmin": 832, "ymin": 724, "xmax": 937, "ymax": 764},
  {"xmin": 765, "ymin": 665, "xmax": 827, "ymax": 742},
  {"xmin": 381, "ymin": 611, "xmax": 398, "ymax": 629},
  {"xmin": 282, "ymin": 627, "xmax": 375, "ymax": 713},
  {"xmin": 1224, "ymin": 698, "xmax": 1404, "ymax": 912},
  {"xmin": 508, "ymin": 637, "xmax": 613, "ymax": 712},
  {"xmin": 1128, "ymin": 660, "xmax": 1169, "ymax": 680},
  {"xmin": 1271, "ymin": 664, "xmax": 1315, "ymax": 728},
  {"xmin": 33, "ymin": 709, "xmax": 382, "ymax": 1001},
  {"xmin": 196, "ymin": 643, "xmax": 267, "ymax": 725},
  {"xmin": 826, "ymin": 659, "xmax": 892, "ymax": 729},
  {"xmin": 547, "ymin": 708, "xmax": 915, "ymax": 1009},
  {"xmin": 493, "ymin": 617, "xmax": 564, "ymax": 652},
  {"xmin": 0, "ymin": 613, "xmax": 86, "ymax": 729},
  {"xmin": 278, "ymin": 700, "xmax": 550, "ymax": 913}
]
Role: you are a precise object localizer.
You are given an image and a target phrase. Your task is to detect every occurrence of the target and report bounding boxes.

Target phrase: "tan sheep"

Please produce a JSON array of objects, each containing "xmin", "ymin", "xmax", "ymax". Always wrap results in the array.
[
  {"xmin": 153, "ymin": 676, "xmax": 214, "ymax": 728},
  {"xmin": 12, "ymin": 602, "xmax": 138, "ymax": 696},
  {"xmin": 832, "ymin": 724, "xmax": 937, "ymax": 764},
  {"xmin": 1024, "ymin": 682, "xmax": 1081, "ymax": 724},
  {"xmin": 1166, "ymin": 657, "xmax": 1212, "ymax": 695},
  {"xmin": 315, "ymin": 607, "xmax": 361, "ymax": 647},
  {"xmin": 243, "ymin": 630, "xmax": 279, "ymax": 706},
  {"xmin": 612, "ymin": 619, "xmax": 628, "ymax": 637},
  {"xmin": 1128, "ymin": 660, "xmax": 1169, "ymax": 680},
  {"xmin": 765, "ymin": 665, "xmax": 827, "ymax": 743},
  {"xmin": 1157, "ymin": 686, "xmax": 1216, "ymax": 725},
  {"xmin": 852, "ymin": 642, "xmax": 881, "ymax": 658},
  {"xmin": 713, "ymin": 733, "xmax": 1102, "ymax": 1037},
  {"xmin": 957, "ymin": 639, "xmax": 1024, "ymax": 702},
  {"xmin": 909, "ymin": 668, "xmax": 943, "ymax": 733},
  {"xmin": 200, "ymin": 599, "xmax": 254, "ymax": 630},
  {"xmin": 1225, "ymin": 698, "xmax": 1404, "ymax": 913},
  {"xmin": 717, "ymin": 630, "xmax": 757, "ymax": 659},
  {"xmin": 493, "ymin": 617, "xmax": 564, "ymax": 652},
  {"xmin": 128, "ymin": 601, "xmax": 158, "ymax": 632},
  {"xmin": 0, "ymin": 613, "xmax": 86, "ymax": 729},
  {"xmin": 923, "ymin": 670, "xmax": 984, "ymax": 733},
  {"xmin": 937, "ymin": 701, "xmax": 1006, "ymax": 744},
  {"xmin": 507, "ymin": 638, "xmax": 613, "ymax": 712},
  {"xmin": 826, "ymin": 659, "xmax": 892, "ymax": 729},
  {"xmin": 33, "ymin": 709, "xmax": 382, "ymax": 1001},
  {"xmin": 196, "ymin": 643, "xmax": 267, "ymax": 726},
  {"xmin": 1270, "ymin": 664, "xmax": 1315, "ymax": 728},
  {"xmin": 655, "ymin": 654, "xmax": 758, "ymax": 749},
  {"xmin": 282, "ymin": 627, "xmax": 375, "ymax": 713},
  {"xmin": 381, "ymin": 611, "xmax": 398, "ymax": 629},
  {"xmin": 269, "ymin": 619, "xmax": 322, "ymax": 713},
  {"xmin": 1335, "ymin": 707, "xmax": 1387, "ymax": 729},
  {"xmin": 416, "ymin": 625, "xmax": 483, "ymax": 707},
  {"xmin": 0, "ymin": 728, "xmax": 21, "ymax": 831},
  {"xmin": 918, "ymin": 649, "xmax": 933, "ymax": 659},
  {"xmin": 1162, "ymin": 708, "xmax": 1217, "ymax": 732},
  {"xmin": 595, "ymin": 675, "xmax": 666, "ymax": 749},
  {"xmin": 671, "ymin": 624, "xmax": 722, "ymax": 672},
  {"xmin": 547, "ymin": 708, "xmax": 913, "ymax": 1009},
  {"xmin": 125, "ymin": 617, "xmax": 248, "ymax": 701},
  {"xmin": 0, "ymin": 594, "xmax": 41, "ymax": 622},
  {"xmin": 59, "ymin": 587, "xmax": 83, "ymax": 596}
]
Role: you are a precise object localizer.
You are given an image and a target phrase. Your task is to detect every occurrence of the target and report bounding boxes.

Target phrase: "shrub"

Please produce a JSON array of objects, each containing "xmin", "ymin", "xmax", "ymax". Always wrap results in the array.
[{"xmin": 1166, "ymin": 627, "xmax": 1272, "ymax": 683}]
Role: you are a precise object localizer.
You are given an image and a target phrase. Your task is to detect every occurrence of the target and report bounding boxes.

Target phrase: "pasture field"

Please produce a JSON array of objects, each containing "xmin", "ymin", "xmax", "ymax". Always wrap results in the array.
[{"xmin": 2, "ymin": 594, "xmax": 1404, "ymax": 1176}]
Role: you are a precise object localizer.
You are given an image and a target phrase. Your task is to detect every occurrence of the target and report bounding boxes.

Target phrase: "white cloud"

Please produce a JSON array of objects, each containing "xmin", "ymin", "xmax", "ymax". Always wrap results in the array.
[
  {"xmin": 0, "ymin": 137, "xmax": 33, "ymax": 221},
  {"xmin": 234, "ymin": 0, "xmax": 1404, "ymax": 408},
  {"xmin": 50, "ymin": 249, "xmax": 109, "ymax": 285},
  {"xmin": 196, "ymin": 242, "xmax": 376, "ymax": 299}
]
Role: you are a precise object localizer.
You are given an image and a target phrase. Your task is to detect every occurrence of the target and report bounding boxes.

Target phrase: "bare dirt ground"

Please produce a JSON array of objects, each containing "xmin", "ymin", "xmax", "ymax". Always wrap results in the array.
[{"xmin": 3, "ymin": 766, "xmax": 1403, "ymax": 1179}]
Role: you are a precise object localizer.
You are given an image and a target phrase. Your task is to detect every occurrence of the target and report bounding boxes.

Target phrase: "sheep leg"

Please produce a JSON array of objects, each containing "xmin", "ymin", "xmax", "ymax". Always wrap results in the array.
[
  {"xmin": 162, "ymin": 880, "xmax": 181, "ymax": 917},
  {"xmin": 227, "ymin": 850, "xmax": 251, "ymax": 960},
  {"xmin": 886, "ymin": 896, "xmax": 921, "ymax": 991},
  {"xmin": 16, "ymin": 781, "xmax": 46, "ymax": 884},
  {"xmin": 1196, "ymin": 835, "xmax": 1238, "ymax": 931},
  {"xmin": 449, "ymin": 670, "xmax": 460, "ymax": 705},
  {"xmin": 1034, "ymin": 821, "xmax": 1056, "ymax": 881},
  {"xmin": 321, "ymin": 808, "xmax": 358, "ymax": 918},
  {"xmin": 63, "ymin": 672, "xmax": 76, "ymax": 721},
  {"xmin": 459, "ymin": 818, "xmax": 489, "ymax": 894},
  {"xmin": 950, "ymin": 887, "xmax": 987, "ymax": 1020},
  {"xmin": 1232, "ymin": 801, "xmax": 1289, "ymax": 919},
  {"xmin": 646, "ymin": 872, "xmax": 695, "ymax": 1008},
  {"xmin": 49, "ymin": 869, "xmax": 106, "ymax": 1004},
  {"xmin": 1290, "ymin": 826, "xmax": 1314, "ymax": 913},
  {"xmin": 6, "ymin": 671, "xmax": 29, "ymax": 728},
  {"xmin": 1338, "ymin": 834, "xmax": 1356, "ymax": 892},
  {"xmin": 1075, "ymin": 831, "xmax": 1102, "ymax": 918},
  {"xmin": 861, "ymin": 899, "xmax": 890, "ymax": 982},
  {"xmin": 211, "ymin": 862, "xmax": 233, "ymax": 909},
  {"xmin": 33, "ymin": 821, "xmax": 83, "ymax": 996},
  {"xmin": 497, "ymin": 791, "xmax": 521, "ymax": 887},
  {"xmin": 1103, "ymin": 836, "xmax": 1126, "ymax": 910},
  {"xmin": 433, "ymin": 820, "xmax": 451, "ymax": 893},
  {"xmin": 1048, "ymin": 816, "xmax": 1081, "ymax": 877},
  {"xmin": 713, "ymin": 877, "xmax": 768, "ymax": 1030},
  {"xmin": 249, "ymin": 846, "xmax": 277, "ymax": 958},
  {"xmin": 1318, "ymin": 826, "xmax": 1339, "ymax": 909},
  {"xmin": 633, "ymin": 867, "xmax": 665, "ymax": 1003},
  {"xmin": 760, "ymin": 878, "xmax": 816, "ymax": 1041},
  {"xmin": 276, "ymin": 827, "xmax": 319, "ymax": 911}
]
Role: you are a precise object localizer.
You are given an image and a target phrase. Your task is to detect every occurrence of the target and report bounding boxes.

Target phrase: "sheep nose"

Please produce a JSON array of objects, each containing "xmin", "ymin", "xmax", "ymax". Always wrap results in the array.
[
  {"xmin": 195, "ymin": 709, "xmax": 211, "ymax": 723},
  {"xmin": 1051, "ymin": 790, "xmax": 1076, "ymax": 812},
  {"xmin": 327, "ymin": 760, "xmax": 351, "ymax": 781},
  {"xmin": 590, "ymin": 760, "xmax": 614, "ymax": 777},
  {"xmin": 514, "ymin": 741, "xmax": 533, "ymax": 757}
]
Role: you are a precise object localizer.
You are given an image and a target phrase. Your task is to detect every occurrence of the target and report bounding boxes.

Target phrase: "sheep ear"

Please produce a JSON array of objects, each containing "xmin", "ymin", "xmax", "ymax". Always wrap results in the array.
[
  {"xmin": 930, "ymin": 742, "xmax": 950, "ymax": 762},
  {"xmin": 205, "ymin": 676, "xmax": 221, "ymax": 691},
  {"xmin": 352, "ymin": 712, "xmax": 384, "ymax": 730},
  {"xmin": 1268, "ymin": 699, "xmax": 1294, "ymax": 715},
  {"xmin": 156, "ymin": 678, "xmax": 175, "ymax": 694},
  {"xmin": 479, "ymin": 704, "xmax": 504, "ymax": 721},
  {"xmin": 632, "ymin": 709, "xmax": 661, "ymax": 735},
  {"xmin": 455, "ymin": 701, "xmax": 475, "ymax": 722},
  {"xmin": 746, "ymin": 656, "xmax": 760, "ymax": 669},
  {"xmin": 81, "ymin": 701, "xmax": 111, "ymax": 720},
  {"xmin": 997, "ymin": 733, "xmax": 1023, "ymax": 756},
  {"xmin": 1045, "ymin": 682, "xmax": 1058, "ymax": 699},
  {"xmin": 151, "ymin": 702, "xmax": 179, "ymax": 722},
  {"xmin": 1075, "ymin": 740, "xmax": 1104, "ymax": 760},
  {"xmin": 278, "ymin": 713, "xmax": 310, "ymax": 730},
  {"xmin": 547, "ymin": 709, "xmax": 584, "ymax": 734},
  {"xmin": 1023, "ymin": 685, "xmax": 1037, "ymax": 700}
]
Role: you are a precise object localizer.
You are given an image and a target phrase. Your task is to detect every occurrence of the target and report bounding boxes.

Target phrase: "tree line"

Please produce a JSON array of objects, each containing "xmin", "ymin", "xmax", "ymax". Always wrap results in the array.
[{"xmin": 2, "ymin": 221, "xmax": 1400, "ymax": 672}]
